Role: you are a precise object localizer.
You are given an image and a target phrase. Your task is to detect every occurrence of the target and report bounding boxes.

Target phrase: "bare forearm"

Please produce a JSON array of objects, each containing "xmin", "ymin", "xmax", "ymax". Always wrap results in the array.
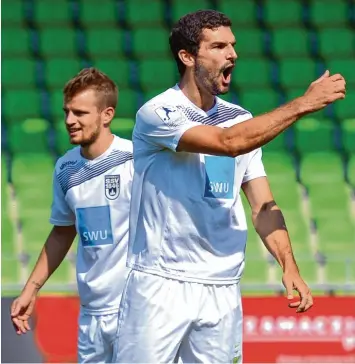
[
  {"xmin": 253, "ymin": 202, "xmax": 298, "ymax": 272},
  {"xmin": 22, "ymin": 227, "xmax": 75, "ymax": 296},
  {"xmin": 222, "ymin": 97, "xmax": 309, "ymax": 157}
]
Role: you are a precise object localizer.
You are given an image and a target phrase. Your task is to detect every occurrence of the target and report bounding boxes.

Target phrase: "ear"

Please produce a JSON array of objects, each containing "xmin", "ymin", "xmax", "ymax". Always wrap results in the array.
[
  {"xmin": 102, "ymin": 107, "xmax": 115, "ymax": 126},
  {"xmin": 178, "ymin": 49, "xmax": 195, "ymax": 70}
]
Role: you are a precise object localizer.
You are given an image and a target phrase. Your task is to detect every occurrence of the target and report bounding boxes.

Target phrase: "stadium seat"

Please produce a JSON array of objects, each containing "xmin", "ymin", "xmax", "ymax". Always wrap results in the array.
[
  {"xmin": 327, "ymin": 59, "xmax": 355, "ymax": 87},
  {"xmin": 309, "ymin": 0, "xmax": 348, "ymax": 28},
  {"xmin": 93, "ymin": 58, "xmax": 131, "ymax": 87},
  {"xmin": 111, "ymin": 118, "xmax": 135, "ymax": 140},
  {"xmin": 139, "ymin": 59, "xmax": 177, "ymax": 89},
  {"xmin": 334, "ymin": 91, "xmax": 355, "ymax": 121},
  {"xmin": 2, "ymin": 58, "xmax": 37, "ymax": 89},
  {"xmin": 171, "ymin": 0, "xmax": 210, "ymax": 23},
  {"xmin": 50, "ymin": 89, "xmax": 65, "ymax": 120},
  {"xmin": 233, "ymin": 28, "xmax": 265, "ymax": 57},
  {"xmin": 271, "ymin": 28, "xmax": 310, "ymax": 58},
  {"xmin": 33, "ymin": 0, "xmax": 72, "ymax": 26},
  {"xmin": 125, "ymin": 0, "xmax": 165, "ymax": 25},
  {"xmin": 86, "ymin": 28, "xmax": 126, "ymax": 58},
  {"xmin": 132, "ymin": 27, "xmax": 170, "ymax": 57},
  {"xmin": 2, "ymin": 27, "xmax": 31, "ymax": 57},
  {"xmin": 2, "ymin": 0, "xmax": 24, "ymax": 26},
  {"xmin": 232, "ymin": 58, "xmax": 271, "ymax": 88},
  {"xmin": 117, "ymin": 89, "xmax": 139, "ymax": 118},
  {"xmin": 348, "ymin": 154, "xmax": 355, "ymax": 187},
  {"xmin": 45, "ymin": 58, "xmax": 82, "ymax": 89},
  {"xmin": 79, "ymin": 0, "xmax": 117, "ymax": 26},
  {"xmin": 263, "ymin": 0, "xmax": 303, "ymax": 27},
  {"xmin": 3, "ymin": 89, "xmax": 42, "ymax": 120},
  {"xmin": 54, "ymin": 120, "xmax": 71, "ymax": 156},
  {"xmin": 318, "ymin": 28, "xmax": 355, "ymax": 58},
  {"xmin": 8, "ymin": 118, "xmax": 50, "ymax": 154},
  {"xmin": 217, "ymin": 0, "xmax": 257, "ymax": 26},
  {"xmin": 342, "ymin": 119, "xmax": 355, "ymax": 154},
  {"xmin": 239, "ymin": 89, "xmax": 280, "ymax": 116},
  {"xmin": 279, "ymin": 58, "xmax": 317, "ymax": 88},
  {"xmin": 40, "ymin": 27, "xmax": 78, "ymax": 57},
  {"xmin": 294, "ymin": 117, "xmax": 335, "ymax": 153}
]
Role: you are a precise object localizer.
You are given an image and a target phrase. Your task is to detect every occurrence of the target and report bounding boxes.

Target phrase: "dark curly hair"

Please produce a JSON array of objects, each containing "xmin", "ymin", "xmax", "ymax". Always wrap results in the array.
[{"xmin": 169, "ymin": 10, "xmax": 232, "ymax": 76}]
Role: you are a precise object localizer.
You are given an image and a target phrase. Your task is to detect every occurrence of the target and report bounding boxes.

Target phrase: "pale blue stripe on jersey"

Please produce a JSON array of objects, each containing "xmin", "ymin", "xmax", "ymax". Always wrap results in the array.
[
  {"xmin": 178, "ymin": 103, "xmax": 250, "ymax": 126},
  {"xmin": 57, "ymin": 149, "xmax": 133, "ymax": 195}
]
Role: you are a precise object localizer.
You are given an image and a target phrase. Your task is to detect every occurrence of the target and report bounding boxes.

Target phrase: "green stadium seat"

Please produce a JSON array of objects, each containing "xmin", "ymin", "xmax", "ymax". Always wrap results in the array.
[
  {"xmin": 111, "ymin": 118, "xmax": 135, "ymax": 140},
  {"xmin": 263, "ymin": 133, "xmax": 287, "ymax": 152},
  {"xmin": 86, "ymin": 28, "xmax": 125, "ymax": 58},
  {"xmin": 233, "ymin": 28, "xmax": 265, "ymax": 57},
  {"xmin": 300, "ymin": 151, "xmax": 344, "ymax": 186},
  {"xmin": 117, "ymin": 89, "xmax": 139, "ymax": 118},
  {"xmin": 143, "ymin": 88, "xmax": 170, "ymax": 103},
  {"xmin": 327, "ymin": 59, "xmax": 355, "ymax": 87},
  {"xmin": 50, "ymin": 89, "xmax": 65, "ymax": 120},
  {"xmin": 233, "ymin": 58, "xmax": 271, "ymax": 88},
  {"xmin": 139, "ymin": 59, "xmax": 177, "ymax": 89},
  {"xmin": 2, "ymin": 58, "xmax": 36, "ymax": 89},
  {"xmin": 2, "ymin": 0, "xmax": 24, "ymax": 26},
  {"xmin": 334, "ymin": 91, "xmax": 355, "ymax": 121},
  {"xmin": 309, "ymin": 0, "xmax": 348, "ymax": 28},
  {"xmin": 342, "ymin": 119, "xmax": 355, "ymax": 154},
  {"xmin": 318, "ymin": 28, "xmax": 355, "ymax": 58},
  {"xmin": 54, "ymin": 120, "xmax": 72, "ymax": 156},
  {"xmin": 348, "ymin": 154, "xmax": 355, "ymax": 187},
  {"xmin": 217, "ymin": 0, "xmax": 257, "ymax": 26},
  {"xmin": 239, "ymin": 89, "xmax": 280, "ymax": 116},
  {"xmin": 93, "ymin": 58, "xmax": 131, "ymax": 88},
  {"xmin": 294, "ymin": 118, "xmax": 335, "ymax": 153},
  {"xmin": 33, "ymin": 0, "xmax": 72, "ymax": 26},
  {"xmin": 171, "ymin": 0, "xmax": 210, "ymax": 23},
  {"xmin": 40, "ymin": 27, "xmax": 78, "ymax": 57},
  {"xmin": 263, "ymin": 0, "xmax": 303, "ymax": 27},
  {"xmin": 218, "ymin": 92, "xmax": 237, "ymax": 104},
  {"xmin": 3, "ymin": 89, "xmax": 42, "ymax": 120},
  {"xmin": 79, "ymin": 0, "xmax": 117, "ymax": 26},
  {"xmin": 8, "ymin": 118, "xmax": 50, "ymax": 154},
  {"xmin": 272, "ymin": 28, "xmax": 310, "ymax": 58},
  {"xmin": 126, "ymin": 0, "xmax": 165, "ymax": 25},
  {"xmin": 132, "ymin": 27, "xmax": 170, "ymax": 57},
  {"xmin": 2, "ymin": 27, "xmax": 31, "ymax": 57},
  {"xmin": 45, "ymin": 58, "xmax": 82, "ymax": 89},
  {"xmin": 280, "ymin": 58, "xmax": 317, "ymax": 88}
]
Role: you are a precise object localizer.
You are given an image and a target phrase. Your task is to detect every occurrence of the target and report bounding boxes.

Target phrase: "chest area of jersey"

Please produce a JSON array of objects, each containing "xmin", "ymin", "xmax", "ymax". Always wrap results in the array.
[{"xmin": 202, "ymin": 154, "xmax": 248, "ymax": 200}]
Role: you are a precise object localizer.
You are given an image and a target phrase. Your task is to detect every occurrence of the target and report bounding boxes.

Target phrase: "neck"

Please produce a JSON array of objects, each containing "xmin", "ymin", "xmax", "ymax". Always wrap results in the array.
[
  {"xmin": 81, "ymin": 132, "xmax": 114, "ymax": 160},
  {"xmin": 178, "ymin": 74, "xmax": 215, "ymax": 112}
]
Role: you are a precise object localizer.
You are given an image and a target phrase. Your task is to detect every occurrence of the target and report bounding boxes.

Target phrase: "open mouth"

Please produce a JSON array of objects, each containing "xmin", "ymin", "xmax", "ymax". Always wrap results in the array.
[{"xmin": 222, "ymin": 64, "xmax": 235, "ymax": 84}]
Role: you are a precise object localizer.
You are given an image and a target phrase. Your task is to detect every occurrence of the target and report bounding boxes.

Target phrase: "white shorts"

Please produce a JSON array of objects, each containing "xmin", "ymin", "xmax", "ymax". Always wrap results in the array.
[
  {"xmin": 114, "ymin": 270, "xmax": 243, "ymax": 363},
  {"xmin": 78, "ymin": 310, "xmax": 118, "ymax": 363}
]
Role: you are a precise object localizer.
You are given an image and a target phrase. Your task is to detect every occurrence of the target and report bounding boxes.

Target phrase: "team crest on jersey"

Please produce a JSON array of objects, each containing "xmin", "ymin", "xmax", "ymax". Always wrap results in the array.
[
  {"xmin": 155, "ymin": 105, "xmax": 185, "ymax": 127},
  {"xmin": 105, "ymin": 175, "xmax": 120, "ymax": 200}
]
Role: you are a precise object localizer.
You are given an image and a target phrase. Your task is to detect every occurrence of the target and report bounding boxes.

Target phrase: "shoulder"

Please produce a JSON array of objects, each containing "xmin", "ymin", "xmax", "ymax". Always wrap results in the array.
[
  {"xmin": 54, "ymin": 146, "xmax": 81, "ymax": 176},
  {"xmin": 112, "ymin": 135, "xmax": 133, "ymax": 154},
  {"xmin": 217, "ymin": 97, "xmax": 252, "ymax": 118}
]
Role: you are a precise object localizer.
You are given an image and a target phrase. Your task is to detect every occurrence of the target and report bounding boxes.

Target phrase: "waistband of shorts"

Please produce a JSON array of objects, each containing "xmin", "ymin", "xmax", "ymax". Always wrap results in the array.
[{"xmin": 80, "ymin": 306, "xmax": 119, "ymax": 316}]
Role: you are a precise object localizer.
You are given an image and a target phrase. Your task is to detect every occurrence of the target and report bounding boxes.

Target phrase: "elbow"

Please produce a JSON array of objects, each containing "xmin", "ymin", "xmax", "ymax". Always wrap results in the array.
[{"xmin": 220, "ymin": 130, "xmax": 253, "ymax": 158}]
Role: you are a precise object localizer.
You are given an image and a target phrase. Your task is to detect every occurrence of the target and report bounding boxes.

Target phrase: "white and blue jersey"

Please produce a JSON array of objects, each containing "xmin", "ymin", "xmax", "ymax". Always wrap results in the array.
[
  {"xmin": 128, "ymin": 85, "xmax": 266, "ymax": 284},
  {"xmin": 50, "ymin": 136, "xmax": 133, "ymax": 314}
]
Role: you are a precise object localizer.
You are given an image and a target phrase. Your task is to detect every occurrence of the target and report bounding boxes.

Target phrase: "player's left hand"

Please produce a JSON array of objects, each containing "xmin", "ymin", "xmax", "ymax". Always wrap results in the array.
[{"xmin": 282, "ymin": 270, "xmax": 313, "ymax": 313}]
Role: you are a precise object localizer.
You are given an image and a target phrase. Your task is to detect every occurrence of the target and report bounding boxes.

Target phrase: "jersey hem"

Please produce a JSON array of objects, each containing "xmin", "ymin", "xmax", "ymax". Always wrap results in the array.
[
  {"xmin": 49, "ymin": 218, "xmax": 75, "ymax": 226},
  {"xmin": 128, "ymin": 262, "xmax": 241, "ymax": 285}
]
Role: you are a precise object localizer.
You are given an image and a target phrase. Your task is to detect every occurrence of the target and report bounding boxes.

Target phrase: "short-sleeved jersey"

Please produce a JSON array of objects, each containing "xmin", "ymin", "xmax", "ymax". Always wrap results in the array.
[
  {"xmin": 50, "ymin": 136, "xmax": 133, "ymax": 314},
  {"xmin": 128, "ymin": 85, "xmax": 266, "ymax": 285}
]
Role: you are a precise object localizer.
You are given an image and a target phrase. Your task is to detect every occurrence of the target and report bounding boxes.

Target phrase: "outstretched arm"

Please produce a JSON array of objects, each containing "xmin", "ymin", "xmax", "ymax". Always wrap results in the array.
[{"xmin": 242, "ymin": 177, "xmax": 313, "ymax": 312}]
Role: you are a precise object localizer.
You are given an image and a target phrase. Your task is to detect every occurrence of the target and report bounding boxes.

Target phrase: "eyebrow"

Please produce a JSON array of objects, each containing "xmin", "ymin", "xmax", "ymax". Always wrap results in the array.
[
  {"xmin": 63, "ymin": 107, "xmax": 90, "ymax": 114},
  {"xmin": 210, "ymin": 40, "xmax": 236, "ymax": 47}
]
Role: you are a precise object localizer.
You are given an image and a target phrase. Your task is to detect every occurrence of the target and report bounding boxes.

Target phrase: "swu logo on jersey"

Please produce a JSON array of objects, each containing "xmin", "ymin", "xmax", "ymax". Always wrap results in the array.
[
  {"xmin": 105, "ymin": 175, "xmax": 120, "ymax": 200},
  {"xmin": 76, "ymin": 206, "xmax": 113, "ymax": 246},
  {"xmin": 204, "ymin": 156, "xmax": 235, "ymax": 199}
]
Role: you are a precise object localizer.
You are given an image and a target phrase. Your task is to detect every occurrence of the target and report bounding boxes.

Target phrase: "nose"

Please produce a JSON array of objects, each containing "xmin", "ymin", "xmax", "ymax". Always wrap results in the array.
[
  {"xmin": 65, "ymin": 111, "xmax": 76, "ymax": 126},
  {"xmin": 227, "ymin": 44, "xmax": 238, "ymax": 62}
]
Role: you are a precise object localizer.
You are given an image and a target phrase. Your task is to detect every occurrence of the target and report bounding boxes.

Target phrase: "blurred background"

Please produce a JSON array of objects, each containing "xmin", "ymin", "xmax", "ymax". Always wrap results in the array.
[{"xmin": 1, "ymin": 0, "xmax": 355, "ymax": 362}]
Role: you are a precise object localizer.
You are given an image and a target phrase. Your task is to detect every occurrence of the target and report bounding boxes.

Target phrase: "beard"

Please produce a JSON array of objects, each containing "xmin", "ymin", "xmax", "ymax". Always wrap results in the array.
[{"xmin": 194, "ymin": 60, "xmax": 230, "ymax": 96}]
